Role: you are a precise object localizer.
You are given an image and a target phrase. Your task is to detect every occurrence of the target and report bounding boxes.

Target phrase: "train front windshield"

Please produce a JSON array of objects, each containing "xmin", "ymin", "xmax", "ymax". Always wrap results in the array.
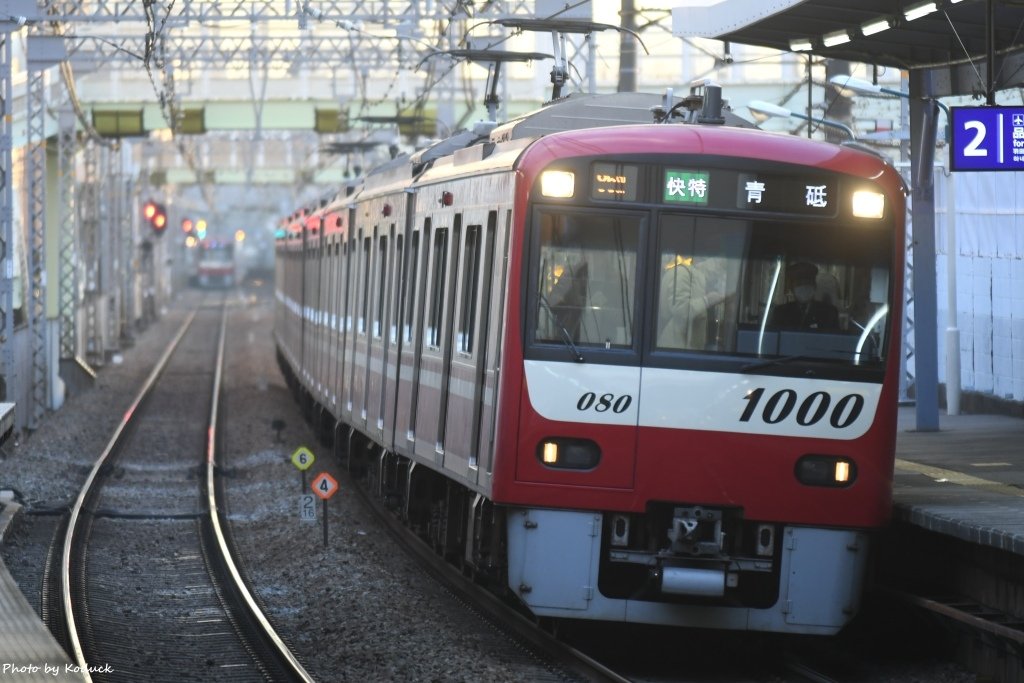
[
  {"xmin": 529, "ymin": 173, "xmax": 894, "ymax": 378},
  {"xmin": 200, "ymin": 243, "xmax": 234, "ymax": 266}
]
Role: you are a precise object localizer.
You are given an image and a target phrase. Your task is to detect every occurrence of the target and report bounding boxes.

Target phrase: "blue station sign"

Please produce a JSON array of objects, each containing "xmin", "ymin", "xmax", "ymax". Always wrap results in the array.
[{"xmin": 950, "ymin": 106, "xmax": 1024, "ymax": 171}]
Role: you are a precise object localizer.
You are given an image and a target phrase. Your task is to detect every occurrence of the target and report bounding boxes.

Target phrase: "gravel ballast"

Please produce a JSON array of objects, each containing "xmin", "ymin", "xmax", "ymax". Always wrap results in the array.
[{"xmin": 0, "ymin": 288, "xmax": 557, "ymax": 682}]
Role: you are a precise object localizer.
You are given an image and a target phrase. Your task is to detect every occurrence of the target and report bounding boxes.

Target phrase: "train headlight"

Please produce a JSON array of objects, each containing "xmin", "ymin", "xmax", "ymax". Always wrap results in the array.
[
  {"xmin": 852, "ymin": 190, "xmax": 885, "ymax": 219},
  {"xmin": 795, "ymin": 455, "xmax": 857, "ymax": 488},
  {"xmin": 540, "ymin": 170, "xmax": 575, "ymax": 198},
  {"xmin": 536, "ymin": 438, "xmax": 601, "ymax": 470}
]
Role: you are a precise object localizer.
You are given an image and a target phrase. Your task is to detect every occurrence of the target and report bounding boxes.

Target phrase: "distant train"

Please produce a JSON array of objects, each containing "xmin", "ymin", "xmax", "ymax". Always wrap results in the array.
[
  {"xmin": 275, "ymin": 84, "xmax": 906, "ymax": 635},
  {"xmin": 192, "ymin": 240, "xmax": 238, "ymax": 288}
]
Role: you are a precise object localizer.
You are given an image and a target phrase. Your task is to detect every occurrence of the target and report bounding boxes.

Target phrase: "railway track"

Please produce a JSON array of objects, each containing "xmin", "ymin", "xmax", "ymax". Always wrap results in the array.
[{"xmin": 54, "ymin": 299, "xmax": 311, "ymax": 682}]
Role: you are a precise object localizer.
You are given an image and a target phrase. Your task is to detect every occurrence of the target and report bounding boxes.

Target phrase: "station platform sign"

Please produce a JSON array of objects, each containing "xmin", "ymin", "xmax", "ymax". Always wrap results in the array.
[{"xmin": 951, "ymin": 106, "xmax": 1024, "ymax": 171}]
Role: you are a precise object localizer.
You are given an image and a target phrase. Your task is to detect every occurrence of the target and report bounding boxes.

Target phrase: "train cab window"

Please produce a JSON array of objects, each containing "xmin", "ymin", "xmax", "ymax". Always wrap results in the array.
[
  {"xmin": 532, "ymin": 211, "xmax": 640, "ymax": 350},
  {"xmin": 656, "ymin": 216, "xmax": 746, "ymax": 352},
  {"xmin": 736, "ymin": 221, "xmax": 892, "ymax": 367}
]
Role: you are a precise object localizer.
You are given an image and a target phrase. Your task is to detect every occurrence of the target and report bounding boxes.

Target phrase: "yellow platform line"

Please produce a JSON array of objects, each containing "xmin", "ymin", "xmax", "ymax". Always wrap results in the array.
[{"xmin": 895, "ymin": 458, "xmax": 1024, "ymax": 498}]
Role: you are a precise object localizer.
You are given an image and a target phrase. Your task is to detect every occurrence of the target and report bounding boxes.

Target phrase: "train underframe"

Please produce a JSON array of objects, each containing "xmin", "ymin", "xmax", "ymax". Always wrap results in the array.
[{"xmin": 284, "ymin": 362, "xmax": 869, "ymax": 636}]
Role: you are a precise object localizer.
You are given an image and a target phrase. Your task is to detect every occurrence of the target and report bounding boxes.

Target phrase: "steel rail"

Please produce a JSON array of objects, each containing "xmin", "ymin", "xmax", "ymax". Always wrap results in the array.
[
  {"xmin": 61, "ymin": 302, "xmax": 313, "ymax": 682},
  {"xmin": 882, "ymin": 586, "xmax": 1024, "ymax": 647},
  {"xmin": 204, "ymin": 304, "xmax": 316, "ymax": 682},
  {"xmin": 61, "ymin": 308, "xmax": 198, "ymax": 682}
]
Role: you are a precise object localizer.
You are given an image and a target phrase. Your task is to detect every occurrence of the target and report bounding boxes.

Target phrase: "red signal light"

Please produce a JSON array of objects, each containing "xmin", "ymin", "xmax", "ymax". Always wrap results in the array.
[
  {"xmin": 182, "ymin": 218, "xmax": 194, "ymax": 233},
  {"xmin": 143, "ymin": 199, "xmax": 168, "ymax": 235}
]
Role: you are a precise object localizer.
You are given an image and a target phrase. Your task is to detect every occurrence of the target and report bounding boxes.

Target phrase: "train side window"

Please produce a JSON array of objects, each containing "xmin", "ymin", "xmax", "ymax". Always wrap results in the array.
[
  {"xmin": 458, "ymin": 224, "xmax": 483, "ymax": 355},
  {"xmin": 426, "ymin": 227, "xmax": 449, "ymax": 350},
  {"xmin": 404, "ymin": 229, "xmax": 421, "ymax": 343},
  {"xmin": 392, "ymin": 234, "xmax": 403, "ymax": 344},
  {"xmin": 344, "ymin": 240, "xmax": 352, "ymax": 333},
  {"xmin": 374, "ymin": 234, "xmax": 389, "ymax": 339},
  {"xmin": 358, "ymin": 233, "xmax": 371, "ymax": 334},
  {"xmin": 334, "ymin": 241, "xmax": 341, "ymax": 327}
]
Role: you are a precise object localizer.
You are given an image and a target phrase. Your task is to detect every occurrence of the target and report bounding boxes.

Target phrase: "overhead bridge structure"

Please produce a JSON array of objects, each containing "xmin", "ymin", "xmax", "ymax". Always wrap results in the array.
[{"xmin": 0, "ymin": 0, "xmax": 598, "ymax": 431}]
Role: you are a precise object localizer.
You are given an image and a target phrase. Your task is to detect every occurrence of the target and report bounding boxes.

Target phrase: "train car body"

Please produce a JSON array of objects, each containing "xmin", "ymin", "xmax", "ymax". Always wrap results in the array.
[
  {"xmin": 275, "ymin": 88, "xmax": 906, "ymax": 635},
  {"xmin": 193, "ymin": 240, "xmax": 238, "ymax": 288}
]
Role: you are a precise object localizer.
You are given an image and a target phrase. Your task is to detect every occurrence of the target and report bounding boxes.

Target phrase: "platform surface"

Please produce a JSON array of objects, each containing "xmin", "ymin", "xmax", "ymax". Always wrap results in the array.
[
  {"xmin": 894, "ymin": 406, "xmax": 1024, "ymax": 555},
  {"xmin": 0, "ymin": 502, "xmax": 86, "ymax": 682}
]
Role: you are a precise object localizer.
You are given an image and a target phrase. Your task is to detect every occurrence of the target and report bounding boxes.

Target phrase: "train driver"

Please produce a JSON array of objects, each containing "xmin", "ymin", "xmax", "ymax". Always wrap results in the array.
[{"xmin": 769, "ymin": 261, "xmax": 839, "ymax": 331}]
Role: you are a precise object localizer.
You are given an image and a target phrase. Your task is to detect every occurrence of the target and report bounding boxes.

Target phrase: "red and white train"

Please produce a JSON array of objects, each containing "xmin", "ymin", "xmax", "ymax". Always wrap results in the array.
[
  {"xmin": 275, "ymin": 85, "xmax": 906, "ymax": 635},
  {"xmin": 192, "ymin": 239, "xmax": 238, "ymax": 288}
]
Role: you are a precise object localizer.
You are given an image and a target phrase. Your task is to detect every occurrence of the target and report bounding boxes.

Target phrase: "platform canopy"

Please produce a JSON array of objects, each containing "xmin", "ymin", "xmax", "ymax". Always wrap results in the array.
[{"xmin": 672, "ymin": 0, "xmax": 1024, "ymax": 98}]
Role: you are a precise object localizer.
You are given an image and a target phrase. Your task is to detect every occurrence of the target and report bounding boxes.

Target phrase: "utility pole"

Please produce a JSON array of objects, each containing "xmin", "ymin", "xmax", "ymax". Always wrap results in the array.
[{"xmin": 618, "ymin": 0, "xmax": 637, "ymax": 92}]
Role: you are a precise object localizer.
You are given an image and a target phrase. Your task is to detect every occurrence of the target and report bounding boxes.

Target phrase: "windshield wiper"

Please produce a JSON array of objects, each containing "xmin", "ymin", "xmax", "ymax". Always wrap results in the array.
[
  {"xmin": 740, "ymin": 354, "xmax": 816, "ymax": 373},
  {"xmin": 538, "ymin": 295, "xmax": 584, "ymax": 363}
]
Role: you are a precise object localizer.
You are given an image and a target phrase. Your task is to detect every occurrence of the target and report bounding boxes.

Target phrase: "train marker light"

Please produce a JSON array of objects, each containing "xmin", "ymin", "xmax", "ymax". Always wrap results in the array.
[
  {"xmin": 852, "ymin": 191, "xmax": 885, "ymax": 219},
  {"xmin": 795, "ymin": 455, "xmax": 857, "ymax": 488},
  {"xmin": 540, "ymin": 170, "xmax": 575, "ymax": 198},
  {"xmin": 536, "ymin": 438, "xmax": 601, "ymax": 469}
]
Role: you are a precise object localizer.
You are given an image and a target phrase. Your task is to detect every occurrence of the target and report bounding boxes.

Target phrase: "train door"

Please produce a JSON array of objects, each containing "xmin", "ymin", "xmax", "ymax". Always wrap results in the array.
[
  {"xmin": 299, "ymin": 229, "xmax": 309, "ymax": 376},
  {"xmin": 365, "ymin": 224, "xmax": 392, "ymax": 441},
  {"xmin": 313, "ymin": 234, "xmax": 326, "ymax": 404},
  {"xmin": 338, "ymin": 234, "xmax": 354, "ymax": 423},
  {"xmin": 345, "ymin": 228, "xmax": 367, "ymax": 420},
  {"xmin": 476, "ymin": 209, "xmax": 512, "ymax": 478},
  {"xmin": 442, "ymin": 212, "xmax": 498, "ymax": 479},
  {"xmin": 395, "ymin": 220, "xmax": 427, "ymax": 454},
  {"xmin": 381, "ymin": 227, "xmax": 404, "ymax": 451},
  {"xmin": 414, "ymin": 216, "xmax": 462, "ymax": 463},
  {"xmin": 519, "ymin": 208, "xmax": 644, "ymax": 489},
  {"xmin": 356, "ymin": 228, "xmax": 376, "ymax": 427},
  {"xmin": 325, "ymin": 233, "xmax": 340, "ymax": 415},
  {"xmin": 332, "ymin": 235, "xmax": 345, "ymax": 415}
]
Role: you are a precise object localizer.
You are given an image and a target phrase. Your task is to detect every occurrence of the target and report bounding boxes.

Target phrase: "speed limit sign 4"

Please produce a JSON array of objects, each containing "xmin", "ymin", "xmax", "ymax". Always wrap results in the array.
[{"xmin": 311, "ymin": 472, "xmax": 339, "ymax": 500}]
